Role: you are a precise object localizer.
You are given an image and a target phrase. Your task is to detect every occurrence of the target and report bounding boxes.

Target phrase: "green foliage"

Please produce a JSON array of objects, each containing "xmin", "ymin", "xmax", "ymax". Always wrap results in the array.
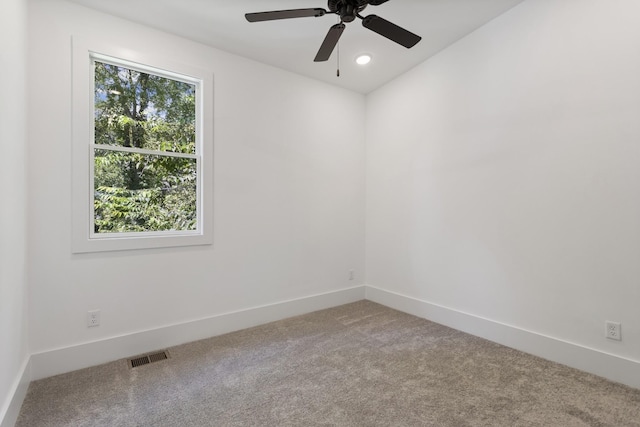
[{"xmin": 93, "ymin": 61, "xmax": 197, "ymax": 233}]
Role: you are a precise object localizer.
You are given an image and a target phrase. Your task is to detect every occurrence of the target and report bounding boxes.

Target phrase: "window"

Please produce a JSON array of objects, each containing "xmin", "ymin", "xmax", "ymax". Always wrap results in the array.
[
  {"xmin": 72, "ymin": 39, "xmax": 213, "ymax": 252},
  {"xmin": 92, "ymin": 56, "xmax": 199, "ymax": 234}
]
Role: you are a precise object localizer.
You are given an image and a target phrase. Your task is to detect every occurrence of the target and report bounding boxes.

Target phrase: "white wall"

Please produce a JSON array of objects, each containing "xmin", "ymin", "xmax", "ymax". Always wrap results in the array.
[
  {"xmin": 367, "ymin": 0, "xmax": 640, "ymax": 367},
  {"xmin": 0, "ymin": 0, "xmax": 30, "ymax": 424},
  {"xmin": 27, "ymin": 0, "xmax": 365, "ymax": 367}
]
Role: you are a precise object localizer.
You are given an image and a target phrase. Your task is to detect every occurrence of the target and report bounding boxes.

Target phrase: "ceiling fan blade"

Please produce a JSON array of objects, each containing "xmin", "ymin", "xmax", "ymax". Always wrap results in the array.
[
  {"xmin": 314, "ymin": 23, "xmax": 346, "ymax": 62},
  {"xmin": 368, "ymin": 0, "xmax": 390, "ymax": 5},
  {"xmin": 362, "ymin": 14, "xmax": 421, "ymax": 48},
  {"xmin": 245, "ymin": 8, "xmax": 326, "ymax": 23}
]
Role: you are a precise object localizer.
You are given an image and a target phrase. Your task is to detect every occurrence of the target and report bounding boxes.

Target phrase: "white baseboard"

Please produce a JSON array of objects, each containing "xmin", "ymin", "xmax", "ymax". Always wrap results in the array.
[
  {"xmin": 365, "ymin": 285, "xmax": 640, "ymax": 390},
  {"xmin": 31, "ymin": 286, "xmax": 366, "ymax": 380},
  {"xmin": 24, "ymin": 284, "xmax": 640, "ymax": 392},
  {"xmin": 0, "ymin": 357, "xmax": 31, "ymax": 427}
]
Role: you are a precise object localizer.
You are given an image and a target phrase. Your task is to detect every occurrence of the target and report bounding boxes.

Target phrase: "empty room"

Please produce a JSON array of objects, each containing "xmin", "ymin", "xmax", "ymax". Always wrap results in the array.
[{"xmin": 1, "ymin": 0, "xmax": 639, "ymax": 425}]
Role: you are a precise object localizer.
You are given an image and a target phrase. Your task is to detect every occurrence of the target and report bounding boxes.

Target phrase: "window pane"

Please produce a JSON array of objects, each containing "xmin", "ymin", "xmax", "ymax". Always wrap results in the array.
[
  {"xmin": 94, "ymin": 149, "xmax": 197, "ymax": 233},
  {"xmin": 94, "ymin": 61, "xmax": 196, "ymax": 154}
]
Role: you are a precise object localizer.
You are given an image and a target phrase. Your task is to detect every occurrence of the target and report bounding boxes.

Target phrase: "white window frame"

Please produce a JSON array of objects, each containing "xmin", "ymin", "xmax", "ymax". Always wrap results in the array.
[{"xmin": 71, "ymin": 37, "xmax": 213, "ymax": 253}]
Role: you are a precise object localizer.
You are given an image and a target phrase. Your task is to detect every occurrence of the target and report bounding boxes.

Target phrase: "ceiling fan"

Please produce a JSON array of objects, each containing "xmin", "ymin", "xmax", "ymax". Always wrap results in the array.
[{"xmin": 245, "ymin": 0, "xmax": 422, "ymax": 62}]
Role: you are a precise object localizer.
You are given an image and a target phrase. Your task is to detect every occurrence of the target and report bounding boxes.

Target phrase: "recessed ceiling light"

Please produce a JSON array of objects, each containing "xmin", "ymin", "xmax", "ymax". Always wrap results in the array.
[{"xmin": 355, "ymin": 54, "xmax": 372, "ymax": 65}]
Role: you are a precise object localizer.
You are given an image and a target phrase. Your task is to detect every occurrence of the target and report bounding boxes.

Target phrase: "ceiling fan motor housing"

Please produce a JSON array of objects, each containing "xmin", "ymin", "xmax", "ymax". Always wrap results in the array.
[{"xmin": 328, "ymin": 0, "xmax": 368, "ymax": 22}]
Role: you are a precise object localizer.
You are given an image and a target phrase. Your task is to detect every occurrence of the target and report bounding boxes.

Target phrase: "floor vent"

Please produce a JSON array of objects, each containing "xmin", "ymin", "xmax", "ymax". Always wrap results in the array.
[{"xmin": 128, "ymin": 351, "xmax": 170, "ymax": 369}]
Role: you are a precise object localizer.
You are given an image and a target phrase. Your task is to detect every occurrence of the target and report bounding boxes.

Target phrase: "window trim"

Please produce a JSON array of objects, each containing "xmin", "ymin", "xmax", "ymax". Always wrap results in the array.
[{"xmin": 71, "ymin": 37, "xmax": 213, "ymax": 253}]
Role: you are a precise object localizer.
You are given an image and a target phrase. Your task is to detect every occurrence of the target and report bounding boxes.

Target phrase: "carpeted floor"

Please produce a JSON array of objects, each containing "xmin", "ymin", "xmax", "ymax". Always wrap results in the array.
[{"xmin": 17, "ymin": 301, "xmax": 640, "ymax": 426}]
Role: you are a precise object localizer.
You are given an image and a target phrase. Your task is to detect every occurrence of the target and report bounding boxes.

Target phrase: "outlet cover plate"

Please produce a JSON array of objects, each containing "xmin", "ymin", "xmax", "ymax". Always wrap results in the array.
[
  {"xmin": 605, "ymin": 321, "xmax": 621, "ymax": 341},
  {"xmin": 87, "ymin": 310, "xmax": 101, "ymax": 328}
]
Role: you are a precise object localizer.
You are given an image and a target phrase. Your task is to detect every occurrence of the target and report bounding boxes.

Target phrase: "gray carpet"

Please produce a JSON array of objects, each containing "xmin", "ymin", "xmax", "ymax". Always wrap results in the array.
[{"xmin": 16, "ymin": 301, "xmax": 640, "ymax": 426}]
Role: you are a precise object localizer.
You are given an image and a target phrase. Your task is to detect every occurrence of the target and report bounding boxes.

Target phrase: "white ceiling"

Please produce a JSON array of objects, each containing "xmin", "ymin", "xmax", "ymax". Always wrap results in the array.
[{"xmin": 67, "ymin": 0, "xmax": 525, "ymax": 94}]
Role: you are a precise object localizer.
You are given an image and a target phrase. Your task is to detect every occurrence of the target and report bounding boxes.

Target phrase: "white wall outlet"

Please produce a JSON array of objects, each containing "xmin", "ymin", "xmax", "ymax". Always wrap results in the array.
[
  {"xmin": 349, "ymin": 270, "xmax": 354, "ymax": 281},
  {"xmin": 605, "ymin": 321, "xmax": 621, "ymax": 341},
  {"xmin": 87, "ymin": 310, "xmax": 101, "ymax": 328}
]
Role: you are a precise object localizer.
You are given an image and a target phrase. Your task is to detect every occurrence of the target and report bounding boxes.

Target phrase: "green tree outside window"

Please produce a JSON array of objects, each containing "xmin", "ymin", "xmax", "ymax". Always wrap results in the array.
[{"xmin": 93, "ymin": 61, "xmax": 198, "ymax": 233}]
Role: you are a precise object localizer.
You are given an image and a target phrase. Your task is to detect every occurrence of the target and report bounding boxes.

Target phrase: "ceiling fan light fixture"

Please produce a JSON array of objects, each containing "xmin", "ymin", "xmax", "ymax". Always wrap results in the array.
[{"xmin": 356, "ymin": 54, "xmax": 372, "ymax": 65}]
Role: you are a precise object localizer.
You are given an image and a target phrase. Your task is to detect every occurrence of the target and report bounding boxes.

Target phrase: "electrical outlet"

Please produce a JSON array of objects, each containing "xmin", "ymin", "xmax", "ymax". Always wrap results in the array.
[
  {"xmin": 87, "ymin": 310, "xmax": 101, "ymax": 328},
  {"xmin": 605, "ymin": 321, "xmax": 621, "ymax": 341},
  {"xmin": 349, "ymin": 270, "xmax": 354, "ymax": 281}
]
